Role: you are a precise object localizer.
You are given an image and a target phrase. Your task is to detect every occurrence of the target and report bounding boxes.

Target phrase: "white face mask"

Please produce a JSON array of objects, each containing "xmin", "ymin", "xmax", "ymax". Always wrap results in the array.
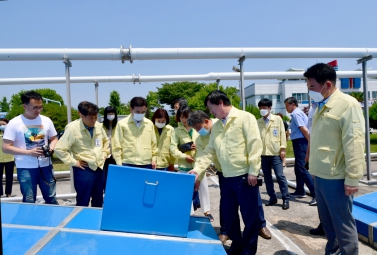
[
  {"xmin": 308, "ymin": 90, "xmax": 324, "ymax": 103},
  {"xmin": 174, "ymin": 110, "xmax": 177, "ymax": 114},
  {"xmin": 308, "ymin": 85, "xmax": 328, "ymax": 103},
  {"xmin": 155, "ymin": 122, "xmax": 166, "ymax": 129},
  {"xmin": 260, "ymin": 109, "xmax": 269, "ymax": 117},
  {"xmin": 107, "ymin": 115, "xmax": 115, "ymax": 121},
  {"xmin": 0, "ymin": 125, "xmax": 6, "ymax": 131},
  {"xmin": 133, "ymin": 113, "xmax": 145, "ymax": 121}
]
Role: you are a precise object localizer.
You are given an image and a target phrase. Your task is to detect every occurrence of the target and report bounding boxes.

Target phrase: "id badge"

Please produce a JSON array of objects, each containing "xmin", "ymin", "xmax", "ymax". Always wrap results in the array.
[
  {"xmin": 273, "ymin": 128, "xmax": 278, "ymax": 137},
  {"xmin": 95, "ymin": 139, "xmax": 101, "ymax": 147}
]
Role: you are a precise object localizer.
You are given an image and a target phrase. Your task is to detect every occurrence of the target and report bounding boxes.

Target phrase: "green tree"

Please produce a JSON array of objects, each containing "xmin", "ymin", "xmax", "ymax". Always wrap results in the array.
[
  {"xmin": 10, "ymin": 88, "xmax": 64, "ymax": 107},
  {"xmin": 349, "ymin": 92, "xmax": 364, "ymax": 102},
  {"xmin": 156, "ymin": 81, "xmax": 206, "ymax": 109},
  {"xmin": 109, "ymin": 90, "xmax": 130, "ymax": 115},
  {"xmin": 146, "ymin": 91, "xmax": 163, "ymax": 112},
  {"xmin": 245, "ymin": 104, "xmax": 261, "ymax": 119},
  {"xmin": 369, "ymin": 102, "xmax": 377, "ymax": 129},
  {"xmin": 0, "ymin": 96, "xmax": 10, "ymax": 112}
]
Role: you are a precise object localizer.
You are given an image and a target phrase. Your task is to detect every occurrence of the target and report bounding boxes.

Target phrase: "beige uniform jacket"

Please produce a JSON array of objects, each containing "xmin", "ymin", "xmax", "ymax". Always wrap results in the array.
[
  {"xmin": 257, "ymin": 114, "xmax": 287, "ymax": 156},
  {"xmin": 112, "ymin": 116, "xmax": 158, "ymax": 166},
  {"xmin": 309, "ymin": 89, "xmax": 365, "ymax": 186},
  {"xmin": 154, "ymin": 125, "xmax": 175, "ymax": 168},
  {"xmin": 170, "ymin": 123, "xmax": 198, "ymax": 170},
  {"xmin": 54, "ymin": 119, "xmax": 110, "ymax": 171},
  {"xmin": 193, "ymin": 107, "xmax": 262, "ymax": 181},
  {"xmin": 0, "ymin": 135, "xmax": 14, "ymax": 163}
]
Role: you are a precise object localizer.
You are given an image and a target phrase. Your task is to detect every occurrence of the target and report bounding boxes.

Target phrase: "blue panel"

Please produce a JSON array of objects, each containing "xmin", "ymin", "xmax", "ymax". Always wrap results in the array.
[
  {"xmin": 2, "ymin": 227, "xmax": 49, "ymax": 254},
  {"xmin": 65, "ymin": 208, "xmax": 102, "ymax": 230},
  {"xmin": 101, "ymin": 165, "xmax": 195, "ymax": 237},
  {"xmin": 340, "ymin": 78, "xmax": 349, "ymax": 89},
  {"xmin": 187, "ymin": 216, "xmax": 219, "ymax": 241},
  {"xmin": 353, "ymin": 205, "xmax": 377, "ymax": 238},
  {"xmin": 38, "ymin": 231, "xmax": 226, "ymax": 255},
  {"xmin": 1, "ymin": 202, "xmax": 74, "ymax": 227},
  {"xmin": 354, "ymin": 78, "xmax": 361, "ymax": 89},
  {"xmin": 353, "ymin": 191, "xmax": 377, "ymax": 213}
]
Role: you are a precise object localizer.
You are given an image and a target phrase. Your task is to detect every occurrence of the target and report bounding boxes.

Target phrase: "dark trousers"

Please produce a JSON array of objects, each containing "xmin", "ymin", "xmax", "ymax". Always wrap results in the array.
[
  {"xmin": 292, "ymin": 138, "xmax": 315, "ymax": 197},
  {"xmin": 222, "ymin": 174, "xmax": 260, "ymax": 255},
  {"xmin": 261, "ymin": 156, "xmax": 290, "ymax": 200},
  {"xmin": 315, "ymin": 177, "xmax": 358, "ymax": 255},
  {"xmin": 217, "ymin": 171, "xmax": 228, "ymax": 235},
  {"xmin": 0, "ymin": 161, "xmax": 14, "ymax": 196},
  {"xmin": 73, "ymin": 167, "xmax": 103, "ymax": 207},
  {"xmin": 103, "ymin": 156, "xmax": 116, "ymax": 192},
  {"xmin": 122, "ymin": 163, "xmax": 152, "ymax": 169}
]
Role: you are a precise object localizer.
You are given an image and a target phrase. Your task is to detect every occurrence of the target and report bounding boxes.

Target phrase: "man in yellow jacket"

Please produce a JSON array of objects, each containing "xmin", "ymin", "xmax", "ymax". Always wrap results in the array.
[
  {"xmin": 189, "ymin": 90, "xmax": 263, "ymax": 255},
  {"xmin": 305, "ymin": 63, "xmax": 365, "ymax": 255},
  {"xmin": 257, "ymin": 99, "xmax": 290, "ymax": 210},
  {"xmin": 112, "ymin": 97, "xmax": 158, "ymax": 169},
  {"xmin": 55, "ymin": 101, "xmax": 110, "ymax": 207}
]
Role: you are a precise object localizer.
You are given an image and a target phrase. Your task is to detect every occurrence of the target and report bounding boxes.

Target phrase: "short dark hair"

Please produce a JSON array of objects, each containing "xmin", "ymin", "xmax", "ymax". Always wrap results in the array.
[
  {"xmin": 258, "ymin": 98, "xmax": 272, "ymax": 108},
  {"xmin": 21, "ymin": 91, "xmax": 43, "ymax": 104},
  {"xmin": 152, "ymin": 108, "xmax": 170, "ymax": 124},
  {"xmin": 103, "ymin": 106, "xmax": 118, "ymax": 129},
  {"xmin": 303, "ymin": 63, "xmax": 337, "ymax": 85},
  {"xmin": 204, "ymin": 90, "xmax": 231, "ymax": 107},
  {"xmin": 130, "ymin": 97, "xmax": 148, "ymax": 108},
  {"xmin": 284, "ymin": 97, "xmax": 298, "ymax": 107},
  {"xmin": 78, "ymin": 101, "xmax": 99, "ymax": 116},
  {"xmin": 174, "ymin": 98, "xmax": 187, "ymax": 106},
  {"xmin": 175, "ymin": 106, "xmax": 192, "ymax": 122},
  {"xmin": 0, "ymin": 118, "xmax": 9, "ymax": 124},
  {"xmin": 188, "ymin": 110, "xmax": 210, "ymax": 127}
]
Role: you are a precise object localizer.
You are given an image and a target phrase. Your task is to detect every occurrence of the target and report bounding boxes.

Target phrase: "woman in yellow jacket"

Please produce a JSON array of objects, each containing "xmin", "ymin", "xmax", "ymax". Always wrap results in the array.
[
  {"xmin": 0, "ymin": 118, "xmax": 15, "ymax": 197},
  {"xmin": 101, "ymin": 106, "xmax": 118, "ymax": 191},
  {"xmin": 170, "ymin": 106, "xmax": 213, "ymax": 221},
  {"xmin": 152, "ymin": 109, "xmax": 175, "ymax": 171}
]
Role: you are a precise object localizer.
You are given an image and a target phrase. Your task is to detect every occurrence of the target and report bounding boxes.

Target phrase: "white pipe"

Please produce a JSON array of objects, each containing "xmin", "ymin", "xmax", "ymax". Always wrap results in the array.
[
  {"xmin": 130, "ymin": 48, "xmax": 377, "ymax": 60},
  {"xmin": 1, "ymin": 47, "xmax": 377, "ymax": 61},
  {"xmin": 1, "ymin": 193, "xmax": 77, "ymax": 202},
  {"xmin": 1, "ymin": 71, "xmax": 377, "ymax": 85}
]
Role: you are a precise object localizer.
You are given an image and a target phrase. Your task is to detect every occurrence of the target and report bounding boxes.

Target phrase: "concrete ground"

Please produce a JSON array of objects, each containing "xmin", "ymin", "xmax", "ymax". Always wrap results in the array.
[{"xmin": 3, "ymin": 163, "xmax": 377, "ymax": 255}]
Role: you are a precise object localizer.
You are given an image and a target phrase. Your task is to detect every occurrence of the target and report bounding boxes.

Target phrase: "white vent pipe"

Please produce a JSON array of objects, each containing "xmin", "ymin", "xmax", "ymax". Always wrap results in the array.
[
  {"xmin": 1, "ymin": 47, "xmax": 377, "ymax": 62},
  {"xmin": 1, "ymin": 71, "xmax": 377, "ymax": 85}
]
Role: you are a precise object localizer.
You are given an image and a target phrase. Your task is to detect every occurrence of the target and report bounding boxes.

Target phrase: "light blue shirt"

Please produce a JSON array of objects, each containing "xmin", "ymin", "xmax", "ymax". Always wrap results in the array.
[
  {"xmin": 290, "ymin": 107, "xmax": 308, "ymax": 140},
  {"xmin": 263, "ymin": 114, "xmax": 271, "ymax": 126},
  {"xmin": 318, "ymin": 95, "xmax": 332, "ymax": 112}
]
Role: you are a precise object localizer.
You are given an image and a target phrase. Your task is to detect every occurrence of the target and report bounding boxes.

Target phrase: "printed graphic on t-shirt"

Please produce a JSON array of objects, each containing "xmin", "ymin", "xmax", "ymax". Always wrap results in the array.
[{"xmin": 24, "ymin": 125, "xmax": 45, "ymax": 149}]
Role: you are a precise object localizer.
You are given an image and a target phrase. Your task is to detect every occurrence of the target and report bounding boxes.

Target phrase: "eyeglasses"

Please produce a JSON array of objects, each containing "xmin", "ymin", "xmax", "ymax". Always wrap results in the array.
[{"xmin": 27, "ymin": 105, "xmax": 44, "ymax": 111}]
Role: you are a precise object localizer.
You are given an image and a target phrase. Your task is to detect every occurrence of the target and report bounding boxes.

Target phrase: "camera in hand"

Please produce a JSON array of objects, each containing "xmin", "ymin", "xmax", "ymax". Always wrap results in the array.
[{"xmin": 41, "ymin": 144, "xmax": 52, "ymax": 157}]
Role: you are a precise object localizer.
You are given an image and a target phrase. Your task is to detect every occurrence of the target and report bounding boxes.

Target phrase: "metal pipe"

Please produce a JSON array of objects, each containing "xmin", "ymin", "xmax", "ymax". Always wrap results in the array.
[
  {"xmin": 259, "ymin": 170, "xmax": 310, "ymax": 195},
  {"xmin": 239, "ymin": 56, "xmax": 246, "ymax": 110},
  {"xmin": 1, "ymin": 193, "xmax": 77, "ymax": 202},
  {"xmin": 63, "ymin": 58, "xmax": 72, "ymax": 123},
  {"xmin": 1, "ymin": 47, "xmax": 377, "ymax": 62},
  {"xmin": 2, "ymin": 71, "xmax": 377, "ymax": 86},
  {"xmin": 358, "ymin": 56, "xmax": 373, "ymax": 181},
  {"xmin": 216, "ymin": 79, "xmax": 220, "ymax": 90},
  {"xmin": 94, "ymin": 81, "xmax": 99, "ymax": 106}
]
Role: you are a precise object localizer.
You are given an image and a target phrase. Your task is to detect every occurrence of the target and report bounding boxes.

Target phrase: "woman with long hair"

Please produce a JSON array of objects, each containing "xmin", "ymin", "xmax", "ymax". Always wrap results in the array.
[
  {"xmin": 102, "ymin": 106, "xmax": 118, "ymax": 191},
  {"xmin": 152, "ymin": 109, "xmax": 175, "ymax": 171}
]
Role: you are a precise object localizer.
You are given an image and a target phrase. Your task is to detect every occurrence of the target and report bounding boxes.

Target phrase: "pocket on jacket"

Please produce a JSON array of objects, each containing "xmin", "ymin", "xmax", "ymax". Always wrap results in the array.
[{"xmin": 315, "ymin": 147, "xmax": 337, "ymax": 175}]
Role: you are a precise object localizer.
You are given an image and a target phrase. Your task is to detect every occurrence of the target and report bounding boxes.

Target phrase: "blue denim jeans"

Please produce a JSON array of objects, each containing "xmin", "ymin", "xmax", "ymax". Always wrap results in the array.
[
  {"xmin": 73, "ymin": 166, "xmax": 103, "ymax": 207},
  {"xmin": 261, "ymin": 155, "xmax": 290, "ymax": 200},
  {"xmin": 292, "ymin": 138, "xmax": 315, "ymax": 197},
  {"xmin": 17, "ymin": 165, "xmax": 58, "ymax": 204},
  {"xmin": 315, "ymin": 177, "xmax": 358, "ymax": 255}
]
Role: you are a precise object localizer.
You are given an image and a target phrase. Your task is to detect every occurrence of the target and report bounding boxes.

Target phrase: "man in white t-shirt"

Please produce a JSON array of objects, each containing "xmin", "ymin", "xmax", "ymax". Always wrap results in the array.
[{"xmin": 2, "ymin": 91, "xmax": 58, "ymax": 204}]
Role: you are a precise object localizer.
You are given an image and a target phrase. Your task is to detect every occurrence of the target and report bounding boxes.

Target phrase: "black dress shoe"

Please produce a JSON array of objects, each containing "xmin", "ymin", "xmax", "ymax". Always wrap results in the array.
[
  {"xmin": 265, "ymin": 199, "xmax": 278, "ymax": 206},
  {"xmin": 309, "ymin": 223, "xmax": 325, "ymax": 236},
  {"xmin": 282, "ymin": 200, "xmax": 289, "ymax": 210}
]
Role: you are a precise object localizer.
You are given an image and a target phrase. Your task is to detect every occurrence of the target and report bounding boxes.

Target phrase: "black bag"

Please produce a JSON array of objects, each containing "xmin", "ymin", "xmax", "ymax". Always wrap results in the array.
[{"xmin": 178, "ymin": 142, "xmax": 193, "ymax": 153}]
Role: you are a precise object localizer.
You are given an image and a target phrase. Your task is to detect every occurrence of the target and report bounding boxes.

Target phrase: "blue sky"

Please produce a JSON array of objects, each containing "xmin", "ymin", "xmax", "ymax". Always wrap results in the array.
[{"xmin": 1, "ymin": 0, "xmax": 377, "ymax": 109}]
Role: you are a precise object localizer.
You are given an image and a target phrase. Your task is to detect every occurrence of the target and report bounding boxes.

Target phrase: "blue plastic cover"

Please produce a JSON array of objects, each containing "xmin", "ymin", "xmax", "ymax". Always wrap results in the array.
[
  {"xmin": 37, "ymin": 231, "xmax": 226, "ymax": 255},
  {"xmin": 101, "ymin": 165, "xmax": 195, "ymax": 237},
  {"xmin": 2, "ymin": 227, "xmax": 49, "ymax": 254},
  {"xmin": 1, "ymin": 202, "xmax": 74, "ymax": 227},
  {"xmin": 353, "ymin": 191, "xmax": 377, "ymax": 214}
]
